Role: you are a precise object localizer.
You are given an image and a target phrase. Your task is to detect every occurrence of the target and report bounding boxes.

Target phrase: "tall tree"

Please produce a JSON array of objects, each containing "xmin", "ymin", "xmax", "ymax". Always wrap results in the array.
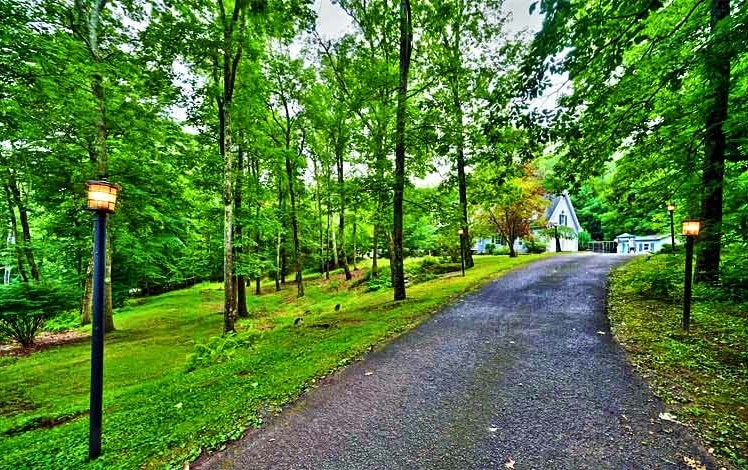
[
  {"xmin": 392, "ymin": 0, "xmax": 412, "ymax": 301},
  {"xmin": 422, "ymin": 0, "xmax": 508, "ymax": 270},
  {"xmin": 696, "ymin": 0, "xmax": 731, "ymax": 283}
]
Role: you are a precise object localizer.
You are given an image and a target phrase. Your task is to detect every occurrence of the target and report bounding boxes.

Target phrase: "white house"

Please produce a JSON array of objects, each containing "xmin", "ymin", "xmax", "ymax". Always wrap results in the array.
[
  {"xmin": 472, "ymin": 191, "xmax": 583, "ymax": 254},
  {"xmin": 543, "ymin": 192, "xmax": 582, "ymax": 252},
  {"xmin": 615, "ymin": 233, "xmax": 672, "ymax": 254}
]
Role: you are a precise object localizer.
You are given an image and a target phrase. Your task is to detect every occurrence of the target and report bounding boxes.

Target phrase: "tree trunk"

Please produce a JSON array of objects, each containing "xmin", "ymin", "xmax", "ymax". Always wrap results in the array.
[
  {"xmin": 352, "ymin": 203, "xmax": 358, "ymax": 271},
  {"xmin": 448, "ymin": 4, "xmax": 474, "ymax": 270},
  {"xmin": 249, "ymin": 151, "xmax": 262, "ymax": 296},
  {"xmin": 235, "ymin": 145, "xmax": 248, "ymax": 318},
  {"xmin": 325, "ymin": 167, "xmax": 333, "ymax": 280},
  {"xmin": 104, "ymin": 239, "xmax": 114, "ymax": 332},
  {"xmin": 313, "ymin": 158, "xmax": 325, "ymax": 275},
  {"xmin": 392, "ymin": 0, "xmax": 412, "ymax": 302},
  {"xmin": 220, "ymin": 97, "xmax": 236, "ymax": 333},
  {"xmin": 81, "ymin": 255, "xmax": 93, "ymax": 325},
  {"xmin": 7, "ymin": 174, "xmax": 39, "ymax": 282},
  {"xmin": 4, "ymin": 185, "xmax": 28, "ymax": 283},
  {"xmin": 454, "ymin": 97, "xmax": 474, "ymax": 270},
  {"xmin": 285, "ymin": 153, "xmax": 304, "ymax": 298},
  {"xmin": 277, "ymin": 176, "xmax": 285, "ymax": 289},
  {"xmin": 275, "ymin": 231, "xmax": 282, "ymax": 291},
  {"xmin": 336, "ymin": 151, "xmax": 352, "ymax": 280},
  {"xmin": 695, "ymin": 0, "xmax": 731, "ymax": 284},
  {"xmin": 372, "ymin": 222, "xmax": 379, "ymax": 279}
]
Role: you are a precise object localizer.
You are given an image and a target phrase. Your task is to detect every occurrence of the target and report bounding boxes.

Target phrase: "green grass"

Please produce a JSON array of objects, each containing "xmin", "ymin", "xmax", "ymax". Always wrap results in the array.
[
  {"xmin": 0, "ymin": 254, "xmax": 546, "ymax": 469},
  {"xmin": 608, "ymin": 254, "xmax": 748, "ymax": 469}
]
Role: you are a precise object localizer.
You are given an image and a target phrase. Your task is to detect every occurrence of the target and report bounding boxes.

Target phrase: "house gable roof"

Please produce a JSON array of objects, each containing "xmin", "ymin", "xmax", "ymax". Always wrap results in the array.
[{"xmin": 545, "ymin": 192, "xmax": 582, "ymax": 232}]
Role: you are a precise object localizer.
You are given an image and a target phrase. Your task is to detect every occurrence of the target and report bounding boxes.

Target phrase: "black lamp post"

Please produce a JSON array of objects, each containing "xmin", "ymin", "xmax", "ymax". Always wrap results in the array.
[
  {"xmin": 85, "ymin": 179, "xmax": 120, "ymax": 460},
  {"xmin": 550, "ymin": 222, "xmax": 561, "ymax": 252},
  {"xmin": 681, "ymin": 219, "xmax": 700, "ymax": 331},
  {"xmin": 458, "ymin": 228, "xmax": 465, "ymax": 276},
  {"xmin": 667, "ymin": 204, "xmax": 676, "ymax": 253}
]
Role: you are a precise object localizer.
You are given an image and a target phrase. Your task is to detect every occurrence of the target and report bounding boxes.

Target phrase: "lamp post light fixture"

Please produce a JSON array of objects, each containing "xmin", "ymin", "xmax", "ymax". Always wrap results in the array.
[
  {"xmin": 458, "ymin": 228, "xmax": 465, "ymax": 277},
  {"xmin": 681, "ymin": 219, "xmax": 701, "ymax": 331},
  {"xmin": 85, "ymin": 179, "xmax": 120, "ymax": 460},
  {"xmin": 667, "ymin": 204, "xmax": 676, "ymax": 253}
]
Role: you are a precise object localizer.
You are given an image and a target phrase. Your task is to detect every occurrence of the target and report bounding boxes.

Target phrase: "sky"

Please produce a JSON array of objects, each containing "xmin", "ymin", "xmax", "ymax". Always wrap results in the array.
[{"xmin": 314, "ymin": 0, "xmax": 544, "ymax": 38}]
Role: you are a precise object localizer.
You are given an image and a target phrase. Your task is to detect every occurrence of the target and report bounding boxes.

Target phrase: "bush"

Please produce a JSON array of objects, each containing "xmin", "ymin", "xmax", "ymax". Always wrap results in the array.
[
  {"xmin": 628, "ymin": 255, "xmax": 683, "ymax": 300},
  {"xmin": 721, "ymin": 246, "xmax": 748, "ymax": 295},
  {"xmin": 185, "ymin": 332, "xmax": 256, "ymax": 372},
  {"xmin": 357, "ymin": 266, "xmax": 392, "ymax": 292},
  {"xmin": 43, "ymin": 310, "xmax": 79, "ymax": 333},
  {"xmin": 0, "ymin": 282, "xmax": 79, "ymax": 347},
  {"xmin": 658, "ymin": 243, "xmax": 683, "ymax": 254},
  {"xmin": 492, "ymin": 246, "xmax": 511, "ymax": 256},
  {"xmin": 484, "ymin": 243, "xmax": 495, "ymax": 254},
  {"xmin": 524, "ymin": 238, "xmax": 547, "ymax": 254}
]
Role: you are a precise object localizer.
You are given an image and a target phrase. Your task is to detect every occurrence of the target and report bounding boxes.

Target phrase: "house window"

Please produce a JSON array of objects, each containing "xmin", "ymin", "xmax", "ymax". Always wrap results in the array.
[
  {"xmin": 638, "ymin": 243, "xmax": 642, "ymax": 251},
  {"xmin": 644, "ymin": 243, "xmax": 650, "ymax": 251},
  {"xmin": 559, "ymin": 213, "xmax": 567, "ymax": 226}
]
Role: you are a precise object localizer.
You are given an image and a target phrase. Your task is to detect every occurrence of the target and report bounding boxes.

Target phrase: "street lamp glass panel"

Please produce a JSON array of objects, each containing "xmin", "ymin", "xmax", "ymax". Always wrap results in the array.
[
  {"xmin": 86, "ymin": 181, "xmax": 120, "ymax": 213},
  {"xmin": 667, "ymin": 204, "xmax": 676, "ymax": 212},
  {"xmin": 682, "ymin": 220, "xmax": 701, "ymax": 236},
  {"xmin": 458, "ymin": 229, "xmax": 464, "ymax": 235}
]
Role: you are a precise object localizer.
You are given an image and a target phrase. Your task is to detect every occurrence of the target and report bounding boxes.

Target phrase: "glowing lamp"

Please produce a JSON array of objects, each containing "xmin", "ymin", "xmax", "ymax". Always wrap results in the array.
[
  {"xmin": 681, "ymin": 220, "xmax": 701, "ymax": 237},
  {"xmin": 86, "ymin": 180, "xmax": 121, "ymax": 213},
  {"xmin": 458, "ymin": 228, "xmax": 464, "ymax": 236},
  {"xmin": 667, "ymin": 204, "xmax": 676, "ymax": 212}
]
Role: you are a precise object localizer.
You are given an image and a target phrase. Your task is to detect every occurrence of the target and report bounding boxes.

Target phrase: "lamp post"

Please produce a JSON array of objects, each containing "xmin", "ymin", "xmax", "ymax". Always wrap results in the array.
[
  {"xmin": 667, "ymin": 204, "xmax": 676, "ymax": 253},
  {"xmin": 681, "ymin": 220, "xmax": 700, "ymax": 331},
  {"xmin": 458, "ymin": 228, "xmax": 465, "ymax": 276},
  {"xmin": 550, "ymin": 222, "xmax": 561, "ymax": 252},
  {"xmin": 85, "ymin": 180, "xmax": 120, "ymax": 460}
]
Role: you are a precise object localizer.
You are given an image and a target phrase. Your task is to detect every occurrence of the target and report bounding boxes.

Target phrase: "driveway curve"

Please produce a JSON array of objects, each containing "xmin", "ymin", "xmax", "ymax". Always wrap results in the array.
[{"xmin": 196, "ymin": 254, "xmax": 719, "ymax": 470}]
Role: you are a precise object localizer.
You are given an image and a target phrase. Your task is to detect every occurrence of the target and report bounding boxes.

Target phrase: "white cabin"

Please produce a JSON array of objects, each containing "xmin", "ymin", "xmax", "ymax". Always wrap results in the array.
[{"xmin": 615, "ymin": 233, "xmax": 672, "ymax": 254}]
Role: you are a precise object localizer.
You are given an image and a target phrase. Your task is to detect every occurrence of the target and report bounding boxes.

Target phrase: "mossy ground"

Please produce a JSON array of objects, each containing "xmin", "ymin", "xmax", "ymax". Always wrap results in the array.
[
  {"xmin": 0, "ymin": 254, "xmax": 545, "ymax": 469},
  {"xmin": 608, "ymin": 254, "xmax": 748, "ymax": 468}
]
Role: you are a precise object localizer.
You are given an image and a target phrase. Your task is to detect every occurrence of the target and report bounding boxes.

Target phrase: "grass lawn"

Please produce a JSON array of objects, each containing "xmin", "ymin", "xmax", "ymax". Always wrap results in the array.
[
  {"xmin": 608, "ymin": 254, "xmax": 748, "ymax": 469},
  {"xmin": 0, "ymin": 254, "xmax": 546, "ymax": 469}
]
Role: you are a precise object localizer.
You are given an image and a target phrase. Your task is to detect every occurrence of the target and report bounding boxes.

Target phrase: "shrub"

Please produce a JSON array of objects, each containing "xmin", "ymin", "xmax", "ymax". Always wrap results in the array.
[
  {"xmin": 484, "ymin": 243, "xmax": 495, "ymax": 254},
  {"xmin": 0, "ymin": 282, "xmax": 79, "ymax": 347},
  {"xmin": 492, "ymin": 246, "xmax": 511, "ymax": 256},
  {"xmin": 365, "ymin": 276, "xmax": 392, "ymax": 292},
  {"xmin": 721, "ymin": 246, "xmax": 748, "ymax": 296},
  {"xmin": 524, "ymin": 238, "xmax": 547, "ymax": 254},
  {"xmin": 628, "ymin": 255, "xmax": 683, "ymax": 300},
  {"xmin": 419, "ymin": 256, "xmax": 440, "ymax": 268},
  {"xmin": 185, "ymin": 332, "xmax": 256, "ymax": 372},
  {"xmin": 43, "ymin": 310, "xmax": 79, "ymax": 333}
]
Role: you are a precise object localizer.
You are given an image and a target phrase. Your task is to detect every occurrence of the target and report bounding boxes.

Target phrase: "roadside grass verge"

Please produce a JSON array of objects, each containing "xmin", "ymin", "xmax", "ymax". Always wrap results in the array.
[
  {"xmin": 608, "ymin": 254, "xmax": 748, "ymax": 468},
  {"xmin": 0, "ymin": 254, "xmax": 546, "ymax": 469}
]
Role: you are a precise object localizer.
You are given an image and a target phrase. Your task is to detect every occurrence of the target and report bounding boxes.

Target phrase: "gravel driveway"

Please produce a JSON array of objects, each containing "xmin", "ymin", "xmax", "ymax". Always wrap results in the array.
[{"xmin": 196, "ymin": 254, "xmax": 719, "ymax": 470}]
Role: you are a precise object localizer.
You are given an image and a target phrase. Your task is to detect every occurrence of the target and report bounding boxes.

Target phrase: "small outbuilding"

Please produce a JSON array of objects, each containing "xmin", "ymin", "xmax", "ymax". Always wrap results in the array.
[{"xmin": 615, "ymin": 233, "xmax": 671, "ymax": 254}]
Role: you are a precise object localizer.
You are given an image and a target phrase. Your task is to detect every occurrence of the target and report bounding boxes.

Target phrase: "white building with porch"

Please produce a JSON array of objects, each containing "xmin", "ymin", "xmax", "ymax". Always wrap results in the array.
[{"xmin": 615, "ymin": 233, "xmax": 672, "ymax": 254}]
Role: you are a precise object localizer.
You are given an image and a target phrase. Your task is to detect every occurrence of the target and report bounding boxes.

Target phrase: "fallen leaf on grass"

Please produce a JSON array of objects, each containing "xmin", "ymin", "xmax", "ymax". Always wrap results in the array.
[
  {"xmin": 488, "ymin": 426, "xmax": 498, "ymax": 432},
  {"xmin": 174, "ymin": 402, "xmax": 183, "ymax": 409},
  {"xmin": 505, "ymin": 458, "xmax": 515, "ymax": 468},
  {"xmin": 659, "ymin": 412, "xmax": 680, "ymax": 423},
  {"xmin": 596, "ymin": 331, "xmax": 606, "ymax": 335},
  {"xmin": 364, "ymin": 371, "xmax": 374, "ymax": 376}
]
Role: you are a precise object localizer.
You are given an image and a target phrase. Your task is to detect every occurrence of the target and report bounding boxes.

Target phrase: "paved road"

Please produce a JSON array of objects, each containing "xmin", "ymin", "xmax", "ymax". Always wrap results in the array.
[{"xmin": 197, "ymin": 254, "xmax": 720, "ymax": 470}]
